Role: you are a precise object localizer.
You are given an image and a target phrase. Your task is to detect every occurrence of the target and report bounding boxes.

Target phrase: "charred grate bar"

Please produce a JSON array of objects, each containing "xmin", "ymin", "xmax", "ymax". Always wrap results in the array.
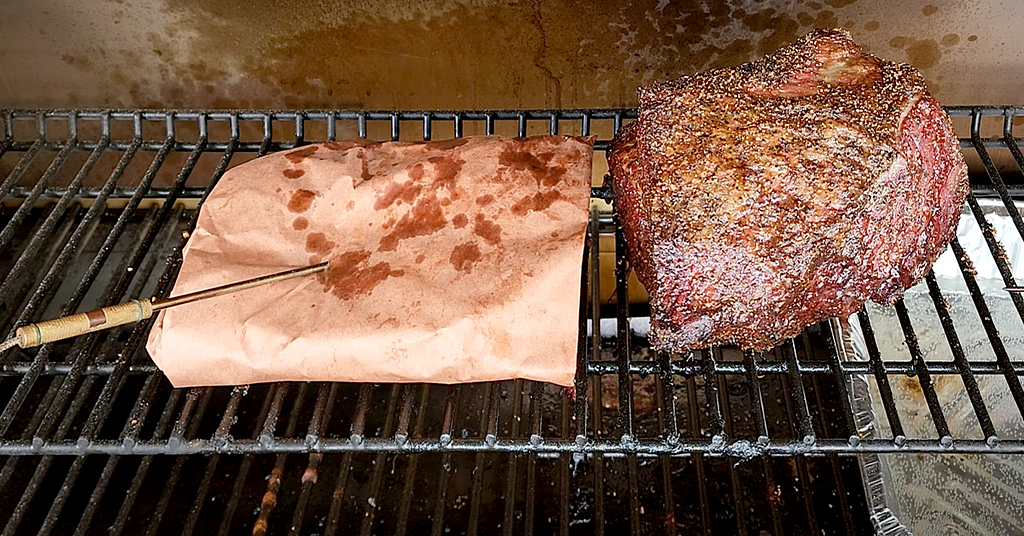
[{"xmin": 0, "ymin": 107, "xmax": 1021, "ymax": 534}]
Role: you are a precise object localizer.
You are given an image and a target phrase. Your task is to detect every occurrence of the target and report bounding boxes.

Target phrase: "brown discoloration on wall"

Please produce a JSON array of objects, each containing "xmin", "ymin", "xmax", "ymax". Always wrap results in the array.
[{"xmin": 0, "ymin": 0, "xmax": 1019, "ymax": 110}]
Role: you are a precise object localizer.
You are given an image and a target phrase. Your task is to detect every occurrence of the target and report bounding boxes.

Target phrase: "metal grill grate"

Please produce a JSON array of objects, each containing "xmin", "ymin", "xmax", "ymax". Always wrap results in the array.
[{"xmin": 0, "ymin": 107, "xmax": 1021, "ymax": 534}]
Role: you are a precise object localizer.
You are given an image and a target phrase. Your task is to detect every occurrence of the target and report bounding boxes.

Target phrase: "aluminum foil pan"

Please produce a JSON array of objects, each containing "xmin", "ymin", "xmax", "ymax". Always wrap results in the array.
[{"xmin": 842, "ymin": 199, "xmax": 1024, "ymax": 535}]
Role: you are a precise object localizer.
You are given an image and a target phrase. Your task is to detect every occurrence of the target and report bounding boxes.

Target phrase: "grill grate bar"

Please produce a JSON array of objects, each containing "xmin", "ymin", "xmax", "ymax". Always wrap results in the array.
[
  {"xmin": 359, "ymin": 384, "xmax": 403, "ymax": 536},
  {"xmin": 924, "ymin": 271, "xmax": 998, "ymax": 443},
  {"xmin": 523, "ymin": 451, "xmax": 537, "ymax": 536},
  {"xmin": 780, "ymin": 375, "xmax": 822, "ymax": 535},
  {"xmin": 626, "ymin": 455, "xmax": 641, "ymax": 535},
  {"xmin": 484, "ymin": 113, "xmax": 495, "ymax": 135},
  {"xmin": 949, "ymin": 238, "xmax": 1024, "ymax": 422},
  {"xmin": 0, "ymin": 203, "xmax": 60, "ymax": 335},
  {"xmin": 71, "ymin": 454, "xmax": 119, "ymax": 536},
  {"xmin": 5, "ymin": 433, "xmax": 1024, "ymax": 455},
  {"xmin": 965, "ymin": 192, "xmax": 1024, "ymax": 324},
  {"xmin": 0, "ymin": 131, "xmax": 672, "ymax": 153},
  {"xmin": 783, "ymin": 342, "xmax": 815, "ymax": 445},
  {"xmin": 1004, "ymin": 112, "xmax": 1024, "ymax": 183},
  {"xmin": 323, "ymin": 451, "xmax": 354, "ymax": 536},
  {"xmin": 742, "ymin": 351, "xmax": 771, "ymax": 445},
  {"xmin": 500, "ymin": 384, "xmax": 524, "ymax": 536},
  {"xmin": 348, "ymin": 383, "xmax": 372, "ymax": 446},
  {"xmin": 121, "ymin": 370, "xmax": 162, "ymax": 448},
  {"xmin": 180, "ymin": 387, "xmax": 251, "ymax": 535},
  {"xmin": 182, "ymin": 452, "xmax": 222, "ymax": 536},
  {"xmin": 523, "ymin": 382, "xmax": 541, "ymax": 536},
  {"xmin": 139, "ymin": 388, "xmax": 213, "ymax": 536},
  {"xmin": 659, "ymin": 454, "xmax": 678, "ymax": 536},
  {"xmin": 613, "ymin": 215, "xmax": 635, "ymax": 442},
  {"xmin": 431, "ymin": 451, "xmax": 456, "ymax": 536},
  {"xmin": 286, "ymin": 452, "xmax": 323, "ymax": 536},
  {"xmin": 971, "ymin": 110, "xmax": 1024, "ymax": 242},
  {"xmin": 105, "ymin": 381, "xmax": 183, "ymax": 534},
  {"xmin": 428, "ymin": 385, "xmax": 461, "ymax": 536},
  {"xmin": 897, "ymin": 295, "xmax": 958, "ymax": 446},
  {"xmin": 259, "ymin": 384, "xmax": 290, "ymax": 446},
  {"xmin": 0, "ymin": 138, "xmax": 106, "ymax": 305},
  {"xmin": 718, "ymin": 375, "xmax": 749, "ymax": 536},
  {"xmin": 685, "ymin": 376, "xmax": 714, "ymax": 536},
  {"xmin": 169, "ymin": 388, "xmax": 205, "ymax": 446},
  {"xmin": 0, "ymin": 139, "xmax": 76, "ymax": 253},
  {"xmin": 213, "ymin": 386, "xmax": 247, "ymax": 445},
  {"xmin": 855, "ymin": 309, "xmax": 906, "ymax": 444},
  {"xmin": 659, "ymin": 351, "xmax": 680, "ymax": 442},
  {"xmin": 395, "ymin": 385, "xmax": 431, "ymax": 536},
  {"xmin": 703, "ymin": 349, "xmax": 726, "ymax": 443},
  {"xmin": 760, "ymin": 453, "xmax": 785, "ymax": 536},
  {"xmin": 252, "ymin": 382, "xmax": 309, "ymax": 536},
  {"xmin": 217, "ymin": 383, "xmax": 282, "ymax": 536},
  {"xmin": 2, "ymin": 455, "xmax": 53, "ymax": 535},
  {"xmin": 591, "ymin": 377, "xmax": 606, "ymax": 536},
  {"xmin": 807, "ymin": 367, "xmax": 857, "ymax": 533},
  {"xmin": 393, "ymin": 384, "xmax": 416, "ymax": 447},
  {"xmin": 829, "ymin": 453, "xmax": 857, "ymax": 533},
  {"xmin": 325, "ymin": 111, "xmax": 336, "ymax": 140},
  {"xmin": 290, "ymin": 384, "xmax": 339, "ymax": 536},
  {"xmin": 454, "ymin": 112, "xmax": 465, "ymax": 138},
  {"xmin": 558, "ymin": 388, "xmax": 572, "ymax": 536},
  {"xmin": 572, "ymin": 237, "xmax": 591, "ymax": 445},
  {"xmin": 819, "ymin": 324, "xmax": 860, "ymax": 445},
  {"xmin": 744, "ymin": 350, "xmax": 786, "ymax": 533},
  {"xmin": 306, "ymin": 382, "xmax": 337, "ymax": 447},
  {"xmin": 469, "ymin": 432, "xmax": 490, "ymax": 532},
  {"xmin": 0, "ymin": 138, "xmax": 42, "ymax": 201},
  {"xmin": 484, "ymin": 380, "xmax": 501, "ymax": 447}
]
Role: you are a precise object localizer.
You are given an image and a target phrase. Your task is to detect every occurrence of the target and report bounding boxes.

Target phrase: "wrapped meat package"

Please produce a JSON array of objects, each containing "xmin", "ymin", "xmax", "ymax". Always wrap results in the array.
[{"xmin": 146, "ymin": 135, "xmax": 594, "ymax": 387}]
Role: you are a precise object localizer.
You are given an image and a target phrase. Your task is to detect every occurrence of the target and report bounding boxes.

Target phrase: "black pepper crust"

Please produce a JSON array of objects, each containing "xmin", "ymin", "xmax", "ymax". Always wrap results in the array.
[{"xmin": 609, "ymin": 28, "xmax": 969, "ymax": 352}]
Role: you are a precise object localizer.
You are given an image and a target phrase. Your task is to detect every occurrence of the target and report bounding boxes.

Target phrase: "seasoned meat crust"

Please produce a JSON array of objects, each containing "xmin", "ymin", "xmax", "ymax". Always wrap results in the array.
[{"xmin": 608, "ymin": 28, "xmax": 969, "ymax": 351}]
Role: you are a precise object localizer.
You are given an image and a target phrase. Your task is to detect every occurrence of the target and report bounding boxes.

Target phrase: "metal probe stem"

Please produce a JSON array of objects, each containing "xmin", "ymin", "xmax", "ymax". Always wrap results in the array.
[
  {"xmin": 151, "ymin": 261, "xmax": 329, "ymax": 311},
  {"xmin": 0, "ymin": 261, "xmax": 329, "ymax": 351}
]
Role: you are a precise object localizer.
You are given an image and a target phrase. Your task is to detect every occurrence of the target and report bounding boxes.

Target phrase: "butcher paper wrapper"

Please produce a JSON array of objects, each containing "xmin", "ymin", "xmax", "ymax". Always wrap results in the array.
[{"xmin": 146, "ymin": 135, "xmax": 594, "ymax": 387}]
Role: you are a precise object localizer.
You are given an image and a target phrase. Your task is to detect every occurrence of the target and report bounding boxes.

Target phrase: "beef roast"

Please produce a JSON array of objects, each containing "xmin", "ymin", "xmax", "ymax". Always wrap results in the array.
[{"xmin": 607, "ymin": 28, "xmax": 969, "ymax": 351}]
